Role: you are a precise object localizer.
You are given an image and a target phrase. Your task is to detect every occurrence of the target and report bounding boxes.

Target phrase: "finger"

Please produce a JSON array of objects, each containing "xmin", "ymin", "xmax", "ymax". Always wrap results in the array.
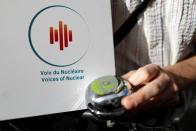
[
  {"xmin": 121, "ymin": 70, "xmax": 136, "ymax": 91},
  {"xmin": 121, "ymin": 74, "xmax": 169, "ymax": 110},
  {"xmin": 163, "ymin": 93, "xmax": 180, "ymax": 107},
  {"xmin": 152, "ymin": 86, "xmax": 180, "ymax": 108},
  {"xmin": 147, "ymin": 75, "xmax": 179, "ymax": 108},
  {"xmin": 128, "ymin": 64, "xmax": 161, "ymax": 86},
  {"xmin": 122, "ymin": 70, "xmax": 136, "ymax": 80}
]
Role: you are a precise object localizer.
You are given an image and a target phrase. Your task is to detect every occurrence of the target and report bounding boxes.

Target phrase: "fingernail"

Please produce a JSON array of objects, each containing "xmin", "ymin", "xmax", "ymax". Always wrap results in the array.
[
  {"xmin": 121, "ymin": 97, "xmax": 134, "ymax": 110},
  {"xmin": 128, "ymin": 73, "xmax": 141, "ymax": 86}
]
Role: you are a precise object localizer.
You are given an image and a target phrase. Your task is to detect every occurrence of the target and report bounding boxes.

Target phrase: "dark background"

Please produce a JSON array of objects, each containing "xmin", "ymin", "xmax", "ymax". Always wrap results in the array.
[
  {"xmin": 0, "ymin": 88, "xmax": 196, "ymax": 131},
  {"xmin": 179, "ymin": 87, "xmax": 196, "ymax": 131}
]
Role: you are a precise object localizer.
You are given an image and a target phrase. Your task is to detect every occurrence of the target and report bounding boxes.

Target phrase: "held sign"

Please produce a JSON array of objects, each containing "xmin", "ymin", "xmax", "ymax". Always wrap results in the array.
[{"xmin": 0, "ymin": 0, "xmax": 115, "ymax": 121}]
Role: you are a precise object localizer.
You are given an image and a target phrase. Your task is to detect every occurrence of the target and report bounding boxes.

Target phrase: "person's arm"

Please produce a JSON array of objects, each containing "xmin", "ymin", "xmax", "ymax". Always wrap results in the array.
[
  {"xmin": 121, "ymin": 55, "xmax": 196, "ymax": 113},
  {"xmin": 165, "ymin": 55, "xmax": 196, "ymax": 90}
]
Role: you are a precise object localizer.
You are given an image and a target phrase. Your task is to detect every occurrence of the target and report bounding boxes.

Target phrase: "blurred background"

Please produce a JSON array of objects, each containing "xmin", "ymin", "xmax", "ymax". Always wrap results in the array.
[{"xmin": 179, "ymin": 87, "xmax": 196, "ymax": 131}]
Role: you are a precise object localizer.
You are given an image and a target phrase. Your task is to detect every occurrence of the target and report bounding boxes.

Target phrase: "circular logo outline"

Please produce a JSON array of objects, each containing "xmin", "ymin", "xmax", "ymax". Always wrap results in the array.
[{"xmin": 28, "ymin": 5, "xmax": 90, "ymax": 67}]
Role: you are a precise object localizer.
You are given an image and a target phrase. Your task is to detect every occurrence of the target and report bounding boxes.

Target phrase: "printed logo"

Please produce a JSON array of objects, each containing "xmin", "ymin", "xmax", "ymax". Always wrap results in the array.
[
  {"xmin": 49, "ymin": 21, "xmax": 73, "ymax": 50},
  {"xmin": 29, "ymin": 5, "xmax": 90, "ymax": 67}
]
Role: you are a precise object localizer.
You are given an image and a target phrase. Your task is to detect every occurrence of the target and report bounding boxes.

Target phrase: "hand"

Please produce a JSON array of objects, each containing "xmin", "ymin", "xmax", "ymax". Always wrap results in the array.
[{"xmin": 121, "ymin": 64, "xmax": 180, "ymax": 114}]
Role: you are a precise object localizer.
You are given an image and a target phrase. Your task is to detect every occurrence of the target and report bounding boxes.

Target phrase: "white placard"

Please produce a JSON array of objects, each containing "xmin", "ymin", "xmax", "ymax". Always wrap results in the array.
[{"xmin": 0, "ymin": 0, "xmax": 115, "ymax": 120}]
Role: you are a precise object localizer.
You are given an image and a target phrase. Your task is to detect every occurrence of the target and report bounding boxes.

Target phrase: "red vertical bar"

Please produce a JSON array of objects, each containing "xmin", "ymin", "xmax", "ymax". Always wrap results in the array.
[
  {"xmin": 50, "ymin": 27, "xmax": 54, "ymax": 44},
  {"xmin": 55, "ymin": 29, "xmax": 58, "ymax": 42},
  {"xmin": 59, "ymin": 21, "xmax": 64, "ymax": 51},
  {"xmin": 64, "ymin": 24, "xmax": 68, "ymax": 47},
  {"xmin": 69, "ymin": 30, "xmax": 73, "ymax": 42}
]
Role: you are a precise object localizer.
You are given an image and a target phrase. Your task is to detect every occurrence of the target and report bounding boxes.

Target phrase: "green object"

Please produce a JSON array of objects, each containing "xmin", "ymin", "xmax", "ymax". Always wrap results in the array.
[{"xmin": 91, "ymin": 76, "xmax": 122, "ymax": 96}]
